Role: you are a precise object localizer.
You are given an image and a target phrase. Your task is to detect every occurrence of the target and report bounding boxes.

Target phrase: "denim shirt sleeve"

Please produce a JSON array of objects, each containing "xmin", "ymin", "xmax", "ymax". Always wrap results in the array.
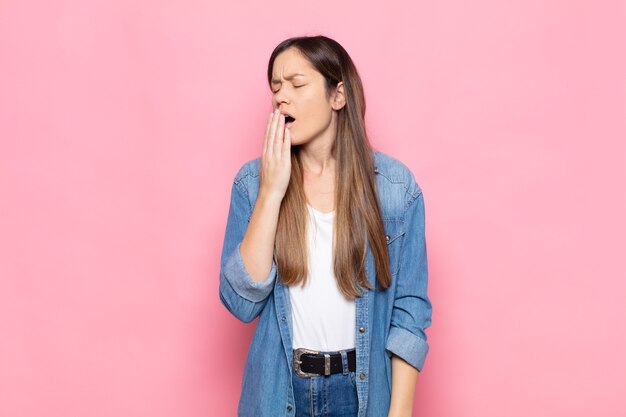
[
  {"xmin": 218, "ymin": 176, "xmax": 277, "ymax": 323},
  {"xmin": 384, "ymin": 176, "xmax": 433, "ymax": 372}
]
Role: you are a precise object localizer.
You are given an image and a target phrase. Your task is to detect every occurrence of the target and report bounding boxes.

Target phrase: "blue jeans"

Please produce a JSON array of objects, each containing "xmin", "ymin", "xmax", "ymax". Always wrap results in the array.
[{"xmin": 291, "ymin": 349, "xmax": 359, "ymax": 417}]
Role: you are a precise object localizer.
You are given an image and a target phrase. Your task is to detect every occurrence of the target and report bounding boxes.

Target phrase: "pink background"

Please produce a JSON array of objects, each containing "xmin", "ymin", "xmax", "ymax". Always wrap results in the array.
[{"xmin": 1, "ymin": 1, "xmax": 625, "ymax": 416}]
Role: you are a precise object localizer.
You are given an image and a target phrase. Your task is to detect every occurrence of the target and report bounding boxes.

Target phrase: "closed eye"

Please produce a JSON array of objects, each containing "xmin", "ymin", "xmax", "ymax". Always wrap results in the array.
[{"xmin": 272, "ymin": 85, "xmax": 305, "ymax": 94}]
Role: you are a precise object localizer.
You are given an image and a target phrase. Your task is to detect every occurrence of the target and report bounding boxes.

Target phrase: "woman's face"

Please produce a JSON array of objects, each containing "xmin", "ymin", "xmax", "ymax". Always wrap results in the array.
[{"xmin": 270, "ymin": 48, "xmax": 344, "ymax": 145}]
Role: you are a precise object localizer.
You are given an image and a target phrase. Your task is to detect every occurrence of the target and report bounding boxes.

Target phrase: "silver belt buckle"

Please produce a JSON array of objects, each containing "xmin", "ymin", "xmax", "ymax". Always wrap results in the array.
[{"xmin": 293, "ymin": 348, "xmax": 329, "ymax": 377}]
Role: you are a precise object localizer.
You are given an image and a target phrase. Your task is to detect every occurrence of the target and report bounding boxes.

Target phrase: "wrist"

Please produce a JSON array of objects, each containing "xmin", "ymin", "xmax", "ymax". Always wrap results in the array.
[{"xmin": 257, "ymin": 188, "xmax": 283, "ymax": 208}]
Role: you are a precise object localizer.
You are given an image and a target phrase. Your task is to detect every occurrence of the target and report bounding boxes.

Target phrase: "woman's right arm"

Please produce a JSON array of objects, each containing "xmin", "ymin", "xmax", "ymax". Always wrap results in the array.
[
  {"xmin": 239, "ymin": 109, "xmax": 292, "ymax": 283},
  {"xmin": 219, "ymin": 110, "xmax": 292, "ymax": 323}
]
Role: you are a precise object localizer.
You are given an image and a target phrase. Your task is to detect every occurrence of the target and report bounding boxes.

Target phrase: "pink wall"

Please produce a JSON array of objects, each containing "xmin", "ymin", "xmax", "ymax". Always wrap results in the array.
[{"xmin": 1, "ymin": 1, "xmax": 625, "ymax": 416}]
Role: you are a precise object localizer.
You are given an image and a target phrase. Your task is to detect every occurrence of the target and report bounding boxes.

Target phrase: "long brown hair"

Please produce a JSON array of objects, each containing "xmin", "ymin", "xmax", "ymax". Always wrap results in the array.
[{"xmin": 268, "ymin": 35, "xmax": 391, "ymax": 299}]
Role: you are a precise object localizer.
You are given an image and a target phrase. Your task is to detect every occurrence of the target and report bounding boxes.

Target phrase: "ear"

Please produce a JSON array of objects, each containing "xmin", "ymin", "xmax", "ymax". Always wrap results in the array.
[{"xmin": 331, "ymin": 81, "xmax": 346, "ymax": 110}]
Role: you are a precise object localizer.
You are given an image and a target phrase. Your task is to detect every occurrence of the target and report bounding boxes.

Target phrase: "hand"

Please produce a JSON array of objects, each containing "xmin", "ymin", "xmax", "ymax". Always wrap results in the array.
[{"xmin": 260, "ymin": 109, "xmax": 292, "ymax": 202}]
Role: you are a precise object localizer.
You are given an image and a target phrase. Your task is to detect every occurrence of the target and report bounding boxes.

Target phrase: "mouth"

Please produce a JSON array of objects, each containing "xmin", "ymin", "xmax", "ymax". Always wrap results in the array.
[{"xmin": 284, "ymin": 115, "xmax": 296, "ymax": 128}]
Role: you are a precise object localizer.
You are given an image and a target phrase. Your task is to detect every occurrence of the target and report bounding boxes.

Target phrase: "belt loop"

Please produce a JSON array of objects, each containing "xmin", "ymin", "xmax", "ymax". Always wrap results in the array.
[{"xmin": 340, "ymin": 349, "xmax": 348, "ymax": 375}]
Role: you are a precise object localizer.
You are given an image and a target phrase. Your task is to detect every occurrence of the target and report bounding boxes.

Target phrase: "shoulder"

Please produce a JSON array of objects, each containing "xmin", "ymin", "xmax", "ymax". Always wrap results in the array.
[
  {"xmin": 373, "ymin": 149, "xmax": 423, "ymax": 200},
  {"xmin": 233, "ymin": 157, "xmax": 262, "ymax": 184}
]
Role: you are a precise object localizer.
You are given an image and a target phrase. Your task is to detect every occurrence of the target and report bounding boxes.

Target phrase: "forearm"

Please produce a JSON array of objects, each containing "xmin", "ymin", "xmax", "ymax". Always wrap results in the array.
[
  {"xmin": 239, "ymin": 190, "xmax": 282, "ymax": 283},
  {"xmin": 388, "ymin": 353, "xmax": 419, "ymax": 417}
]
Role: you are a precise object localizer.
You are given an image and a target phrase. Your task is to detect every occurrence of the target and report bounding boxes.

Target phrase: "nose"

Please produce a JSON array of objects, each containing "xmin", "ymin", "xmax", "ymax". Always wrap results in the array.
[{"xmin": 273, "ymin": 89, "xmax": 289, "ymax": 108}]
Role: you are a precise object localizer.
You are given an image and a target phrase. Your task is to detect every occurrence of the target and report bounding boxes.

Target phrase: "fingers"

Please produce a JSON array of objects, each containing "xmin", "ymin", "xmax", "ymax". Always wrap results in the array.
[
  {"xmin": 273, "ymin": 112, "xmax": 285, "ymax": 158},
  {"xmin": 268, "ymin": 110, "xmax": 280, "ymax": 157},
  {"xmin": 263, "ymin": 111, "xmax": 273, "ymax": 156},
  {"xmin": 282, "ymin": 127, "xmax": 291, "ymax": 159},
  {"xmin": 266, "ymin": 110, "xmax": 277, "ymax": 159},
  {"xmin": 260, "ymin": 110, "xmax": 291, "ymax": 197},
  {"xmin": 264, "ymin": 109, "xmax": 288, "ymax": 161}
]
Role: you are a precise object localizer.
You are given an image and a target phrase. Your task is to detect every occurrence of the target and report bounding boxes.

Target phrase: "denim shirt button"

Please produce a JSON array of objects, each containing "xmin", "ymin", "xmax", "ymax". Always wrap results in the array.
[
  {"xmin": 359, "ymin": 327, "xmax": 365, "ymax": 333},
  {"xmin": 360, "ymin": 373, "xmax": 366, "ymax": 379},
  {"xmin": 281, "ymin": 316, "xmax": 286, "ymax": 321},
  {"xmin": 287, "ymin": 405, "xmax": 293, "ymax": 411},
  {"xmin": 385, "ymin": 235, "xmax": 390, "ymax": 241}
]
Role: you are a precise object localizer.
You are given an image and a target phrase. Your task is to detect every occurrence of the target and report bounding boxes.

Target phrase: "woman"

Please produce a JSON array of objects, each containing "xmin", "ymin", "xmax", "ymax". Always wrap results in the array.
[{"xmin": 219, "ymin": 35, "xmax": 432, "ymax": 417}]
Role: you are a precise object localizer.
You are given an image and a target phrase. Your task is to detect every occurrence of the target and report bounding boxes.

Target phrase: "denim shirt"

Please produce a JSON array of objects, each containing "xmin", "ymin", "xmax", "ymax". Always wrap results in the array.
[{"xmin": 219, "ymin": 149, "xmax": 432, "ymax": 417}]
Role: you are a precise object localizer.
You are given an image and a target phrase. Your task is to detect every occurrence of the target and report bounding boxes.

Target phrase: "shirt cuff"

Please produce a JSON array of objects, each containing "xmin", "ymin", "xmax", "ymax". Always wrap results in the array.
[
  {"xmin": 385, "ymin": 326, "xmax": 430, "ymax": 372},
  {"xmin": 223, "ymin": 241, "xmax": 277, "ymax": 302}
]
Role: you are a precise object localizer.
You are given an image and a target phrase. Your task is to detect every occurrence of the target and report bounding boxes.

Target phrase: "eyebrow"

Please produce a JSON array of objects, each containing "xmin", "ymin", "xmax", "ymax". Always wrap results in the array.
[{"xmin": 271, "ymin": 73, "xmax": 306, "ymax": 84}]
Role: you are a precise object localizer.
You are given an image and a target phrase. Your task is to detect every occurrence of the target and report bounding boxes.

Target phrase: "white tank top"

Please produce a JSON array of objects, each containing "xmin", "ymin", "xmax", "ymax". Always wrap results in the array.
[{"xmin": 289, "ymin": 203, "xmax": 356, "ymax": 352}]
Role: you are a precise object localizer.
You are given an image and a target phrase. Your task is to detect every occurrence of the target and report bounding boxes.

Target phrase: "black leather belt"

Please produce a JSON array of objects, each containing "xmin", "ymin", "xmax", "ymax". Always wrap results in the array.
[{"xmin": 292, "ymin": 347, "xmax": 356, "ymax": 377}]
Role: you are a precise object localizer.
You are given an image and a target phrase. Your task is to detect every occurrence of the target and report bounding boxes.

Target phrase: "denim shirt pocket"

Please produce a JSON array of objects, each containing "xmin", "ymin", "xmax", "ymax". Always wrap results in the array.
[{"xmin": 383, "ymin": 219, "xmax": 405, "ymax": 277}]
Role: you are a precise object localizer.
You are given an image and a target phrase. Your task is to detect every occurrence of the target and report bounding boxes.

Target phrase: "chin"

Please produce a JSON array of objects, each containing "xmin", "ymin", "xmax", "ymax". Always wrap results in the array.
[
  {"xmin": 288, "ymin": 132, "xmax": 303, "ymax": 144},
  {"xmin": 291, "ymin": 136, "xmax": 310, "ymax": 147},
  {"xmin": 290, "ymin": 129, "xmax": 311, "ymax": 143}
]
